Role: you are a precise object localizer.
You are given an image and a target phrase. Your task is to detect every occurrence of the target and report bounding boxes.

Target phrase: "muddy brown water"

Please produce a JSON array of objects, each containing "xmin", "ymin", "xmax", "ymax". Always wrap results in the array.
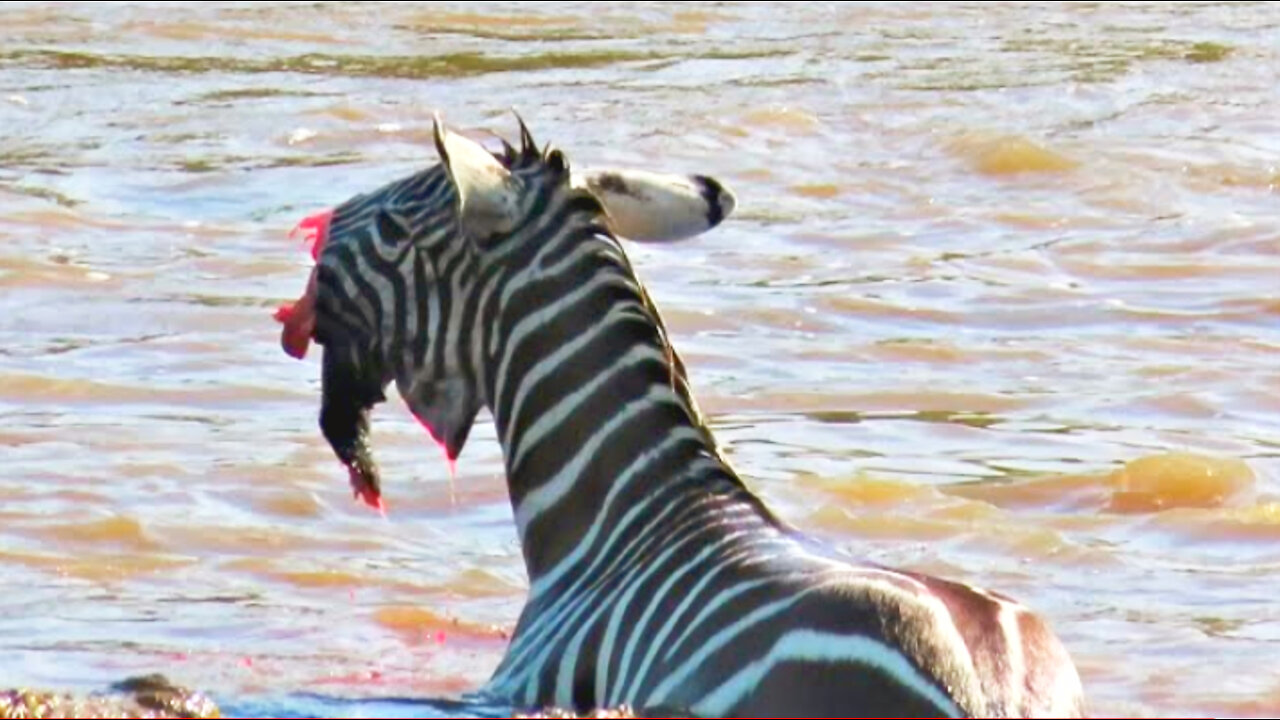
[{"xmin": 2, "ymin": 2, "xmax": 1278, "ymax": 717}]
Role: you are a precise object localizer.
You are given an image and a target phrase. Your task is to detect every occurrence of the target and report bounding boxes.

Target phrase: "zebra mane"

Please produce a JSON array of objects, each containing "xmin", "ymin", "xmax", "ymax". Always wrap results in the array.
[
  {"xmin": 490, "ymin": 113, "xmax": 552, "ymax": 172},
  {"xmin": 503, "ymin": 113, "xmax": 740, "ymax": 479},
  {"xmin": 600, "ymin": 213, "xmax": 736, "ymax": 477}
]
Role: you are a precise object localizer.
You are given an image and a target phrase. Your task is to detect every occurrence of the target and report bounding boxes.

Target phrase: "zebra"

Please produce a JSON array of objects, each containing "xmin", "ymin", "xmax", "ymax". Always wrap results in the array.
[
  {"xmin": 283, "ymin": 113, "xmax": 1086, "ymax": 719},
  {"xmin": 274, "ymin": 129, "xmax": 737, "ymax": 508}
]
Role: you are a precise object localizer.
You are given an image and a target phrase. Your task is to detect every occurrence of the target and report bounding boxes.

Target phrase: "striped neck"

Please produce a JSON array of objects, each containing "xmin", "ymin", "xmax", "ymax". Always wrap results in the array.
[{"xmin": 479, "ymin": 225, "xmax": 742, "ymax": 585}]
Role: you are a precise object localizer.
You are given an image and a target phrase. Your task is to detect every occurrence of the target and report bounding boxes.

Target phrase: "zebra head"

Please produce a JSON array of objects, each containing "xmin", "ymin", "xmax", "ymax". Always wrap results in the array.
[{"xmin": 303, "ymin": 114, "xmax": 735, "ymax": 509}]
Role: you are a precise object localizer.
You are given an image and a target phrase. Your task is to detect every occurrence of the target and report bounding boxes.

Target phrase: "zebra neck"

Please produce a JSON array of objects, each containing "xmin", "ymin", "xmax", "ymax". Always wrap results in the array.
[{"xmin": 482, "ymin": 245, "xmax": 741, "ymax": 585}]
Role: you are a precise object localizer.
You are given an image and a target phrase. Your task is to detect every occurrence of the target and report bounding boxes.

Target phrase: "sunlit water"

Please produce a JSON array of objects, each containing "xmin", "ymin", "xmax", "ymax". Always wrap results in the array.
[{"xmin": 2, "ymin": 2, "xmax": 1278, "ymax": 717}]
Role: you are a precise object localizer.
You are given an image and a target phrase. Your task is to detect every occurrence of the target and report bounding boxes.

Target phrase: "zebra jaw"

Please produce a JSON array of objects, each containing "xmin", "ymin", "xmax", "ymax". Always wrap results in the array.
[{"xmin": 399, "ymin": 375, "xmax": 481, "ymax": 472}]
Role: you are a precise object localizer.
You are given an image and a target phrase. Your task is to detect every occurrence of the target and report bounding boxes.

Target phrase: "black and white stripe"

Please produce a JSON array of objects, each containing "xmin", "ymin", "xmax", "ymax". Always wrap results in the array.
[{"xmin": 304, "ymin": 116, "xmax": 1085, "ymax": 719}]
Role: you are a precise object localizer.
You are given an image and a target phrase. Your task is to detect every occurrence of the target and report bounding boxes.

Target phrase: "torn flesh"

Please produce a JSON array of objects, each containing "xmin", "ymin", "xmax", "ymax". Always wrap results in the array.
[{"xmin": 273, "ymin": 209, "xmax": 334, "ymax": 360}]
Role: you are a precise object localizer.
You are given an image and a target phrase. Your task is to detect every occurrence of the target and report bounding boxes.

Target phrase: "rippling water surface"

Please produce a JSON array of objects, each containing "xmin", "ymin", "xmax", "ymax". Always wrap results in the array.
[{"xmin": 2, "ymin": 2, "xmax": 1278, "ymax": 717}]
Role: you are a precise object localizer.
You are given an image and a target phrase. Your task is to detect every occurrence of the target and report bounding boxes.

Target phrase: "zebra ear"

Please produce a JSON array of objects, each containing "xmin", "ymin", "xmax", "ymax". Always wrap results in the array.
[
  {"xmin": 575, "ymin": 168, "xmax": 737, "ymax": 243},
  {"xmin": 433, "ymin": 114, "xmax": 521, "ymax": 242}
]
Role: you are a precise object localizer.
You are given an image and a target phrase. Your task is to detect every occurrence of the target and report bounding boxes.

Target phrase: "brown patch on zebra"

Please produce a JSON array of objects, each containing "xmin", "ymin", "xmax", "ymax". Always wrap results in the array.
[
  {"xmin": 905, "ymin": 573, "xmax": 1019, "ymax": 715},
  {"xmin": 907, "ymin": 572, "xmax": 1085, "ymax": 718},
  {"xmin": 1017, "ymin": 607, "xmax": 1087, "ymax": 718}
]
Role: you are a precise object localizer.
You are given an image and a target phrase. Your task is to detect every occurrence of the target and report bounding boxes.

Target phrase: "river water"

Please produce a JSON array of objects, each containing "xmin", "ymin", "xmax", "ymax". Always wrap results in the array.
[{"xmin": 1, "ymin": 2, "xmax": 1278, "ymax": 717}]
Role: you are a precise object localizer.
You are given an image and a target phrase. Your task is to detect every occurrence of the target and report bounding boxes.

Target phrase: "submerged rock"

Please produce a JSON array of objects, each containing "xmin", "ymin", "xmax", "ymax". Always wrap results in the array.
[
  {"xmin": 0, "ymin": 674, "xmax": 647, "ymax": 719},
  {"xmin": 0, "ymin": 675, "xmax": 219, "ymax": 719}
]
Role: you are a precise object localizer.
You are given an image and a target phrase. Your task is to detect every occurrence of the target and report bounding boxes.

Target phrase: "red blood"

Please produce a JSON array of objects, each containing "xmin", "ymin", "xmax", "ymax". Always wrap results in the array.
[
  {"xmin": 413, "ymin": 415, "xmax": 444, "ymax": 449},
  {"xmin": 347, "ymin": 466, "xmax": 386, "ymax": 514},
  {"xmin": 290, "ymin": 208, "xmax": 334, "ymax": 260},
  {"xmin": 275, "ymin": 266, "xmax": 318, "ymax": 359},
  {"xmin": 412, "ymin": 415, "xmax": 459, "ymax": 480},
  {"xmin": 435, "ymin": 631, "xmax": 447, "ymax": 645},
  {"xmin": 274, "ymin": 209, "xmax": 333, "ymax": 360}
]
